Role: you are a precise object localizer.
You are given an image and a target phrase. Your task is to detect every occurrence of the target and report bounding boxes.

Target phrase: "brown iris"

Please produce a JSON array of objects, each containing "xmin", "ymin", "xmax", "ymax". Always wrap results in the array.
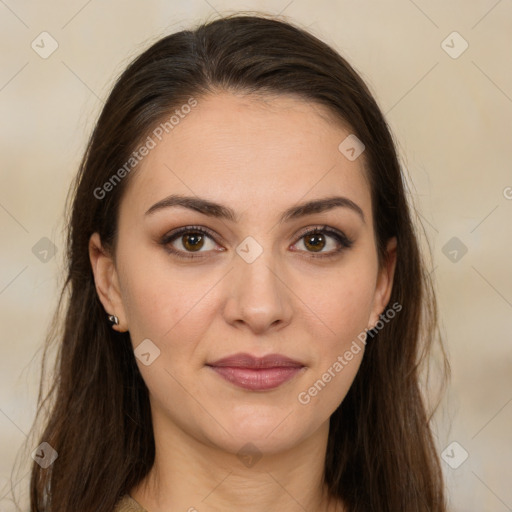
[
  {"xmin": 182, "ymin": 232, "xmax": 205, "ymax": 251},
  {"xmin": 303, "ymin": 232, "xmax": 325, "ymax": 252}
]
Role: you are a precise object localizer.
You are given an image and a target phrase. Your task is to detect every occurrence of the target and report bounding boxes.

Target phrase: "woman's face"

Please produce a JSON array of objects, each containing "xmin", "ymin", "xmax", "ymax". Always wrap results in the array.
[{"xmin": 90, "ymin": 91, "xmax": 396, "ymax": 455}]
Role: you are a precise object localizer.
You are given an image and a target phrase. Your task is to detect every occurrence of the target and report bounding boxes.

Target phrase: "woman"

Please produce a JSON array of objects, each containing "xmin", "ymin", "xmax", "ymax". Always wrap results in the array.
[{"xmin": 26, "ymin": 13, "xmax": 449, "ymax": 512}]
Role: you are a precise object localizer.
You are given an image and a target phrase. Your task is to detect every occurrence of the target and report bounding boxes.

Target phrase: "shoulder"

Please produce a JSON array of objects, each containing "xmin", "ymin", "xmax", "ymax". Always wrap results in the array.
[{"xmin": 113, "ymin": 494, "xmax": 148, "ymax": 512}]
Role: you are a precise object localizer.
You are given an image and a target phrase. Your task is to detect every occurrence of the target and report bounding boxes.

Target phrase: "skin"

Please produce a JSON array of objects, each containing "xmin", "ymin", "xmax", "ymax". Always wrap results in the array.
[{"xmin": 89, "ymin": 91, "xmax": 397, "ymax": 512}]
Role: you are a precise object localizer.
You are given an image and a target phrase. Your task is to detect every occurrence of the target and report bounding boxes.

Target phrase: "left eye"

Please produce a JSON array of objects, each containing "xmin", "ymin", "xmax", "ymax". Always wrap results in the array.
[
  {"xmin": 161, "ymin": 225, "xmax": 353, "ymax": 260},
  {"xmin": 294, "ymin": 230, "xmax": 342, "ymax": 254},
  {"xmin": 290, "ymin": 226, "xmax": 354, "ymax": 259}
]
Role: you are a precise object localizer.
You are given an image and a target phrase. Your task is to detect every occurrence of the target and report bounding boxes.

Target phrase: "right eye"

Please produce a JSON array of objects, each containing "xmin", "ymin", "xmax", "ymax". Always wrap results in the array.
[{"xmin": 160, "ymin": 226, "xmax": 223, "ymax": 259}]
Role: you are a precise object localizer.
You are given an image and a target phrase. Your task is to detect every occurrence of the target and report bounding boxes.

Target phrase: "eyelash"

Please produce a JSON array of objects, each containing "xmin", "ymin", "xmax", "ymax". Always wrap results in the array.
[{"xmin": 160, "ymin": 225, "xmax": 354, "ymax": 260}]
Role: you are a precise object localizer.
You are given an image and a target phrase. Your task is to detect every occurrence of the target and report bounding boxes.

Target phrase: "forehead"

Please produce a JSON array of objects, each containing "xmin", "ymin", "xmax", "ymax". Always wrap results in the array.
[{"xmin": 120, "ymin": 91, "xmax": 371, "ymax": 222}]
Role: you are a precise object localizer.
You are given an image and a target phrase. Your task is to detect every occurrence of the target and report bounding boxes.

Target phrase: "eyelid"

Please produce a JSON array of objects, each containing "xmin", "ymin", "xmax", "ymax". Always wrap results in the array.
[
  {"xmin": 160, "ymin": 224, "xmax": 354, "ymax": 259},
  {"xmin": 162, "ymin": 224, "xmax": 219, "ymax": 243},
  {"xmin": 159, "ymin": 225, "xmax": 222, "ymax": 259},
  {"xmin": 294, "ymin": 225, "xmax": 353, "ymax": 246}
]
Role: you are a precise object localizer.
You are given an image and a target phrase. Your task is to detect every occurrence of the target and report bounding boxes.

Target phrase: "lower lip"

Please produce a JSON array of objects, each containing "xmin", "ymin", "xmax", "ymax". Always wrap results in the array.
[{"xmin": 208, "ymin": 366, "xmax": 304, "ymax": 391}]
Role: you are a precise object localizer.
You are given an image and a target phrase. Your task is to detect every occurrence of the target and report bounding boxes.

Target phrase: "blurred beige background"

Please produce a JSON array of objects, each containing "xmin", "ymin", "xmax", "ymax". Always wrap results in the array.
[{"xmin": 0, "ymin": 1, "xmax": 511, "ymax": 511}]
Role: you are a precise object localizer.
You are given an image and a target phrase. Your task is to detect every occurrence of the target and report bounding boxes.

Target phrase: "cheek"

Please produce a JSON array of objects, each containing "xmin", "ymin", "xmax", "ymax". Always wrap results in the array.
[
  {"xmin": 309, "ymin": 262, "xmax": 377, "ymax": 340},
  {"xmin": 296, "ymin": 258, "xmax": 376, "ymax": 403},
  {"xmin": 294, "ymin": 279, "xmax": 372, "ymax": 420},
  {"xmin": 137, "ymin": 281, "xmax": 203, "ymax": 331},
  {"xmin": 117, "ymin": 242, "xmax": 215, "ymax": 338}
]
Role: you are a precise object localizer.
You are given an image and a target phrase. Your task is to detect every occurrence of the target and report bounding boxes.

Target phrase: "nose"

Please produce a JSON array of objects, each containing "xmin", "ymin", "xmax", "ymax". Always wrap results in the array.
[{"xmin": 222, "ymin": 248, "xmax": 294, "ymax": 335}]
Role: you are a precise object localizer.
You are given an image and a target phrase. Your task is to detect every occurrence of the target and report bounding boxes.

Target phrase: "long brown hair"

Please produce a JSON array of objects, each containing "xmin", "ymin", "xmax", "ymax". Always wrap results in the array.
[{"xmin": 18, "ymin": 12, "xmax": 449, "ymax": 511}]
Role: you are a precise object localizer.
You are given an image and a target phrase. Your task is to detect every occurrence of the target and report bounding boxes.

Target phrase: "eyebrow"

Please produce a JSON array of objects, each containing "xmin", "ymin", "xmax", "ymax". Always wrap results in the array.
[{"xmin": 145, "ymin": 194, "xmax": 365, "ymax": 224}]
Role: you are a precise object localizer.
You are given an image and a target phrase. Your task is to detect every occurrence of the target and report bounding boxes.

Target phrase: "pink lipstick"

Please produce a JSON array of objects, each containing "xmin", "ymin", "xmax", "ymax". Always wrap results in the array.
[{"xmin": 207, "ymin": 353, "xmax": 305, "ymax": 391}]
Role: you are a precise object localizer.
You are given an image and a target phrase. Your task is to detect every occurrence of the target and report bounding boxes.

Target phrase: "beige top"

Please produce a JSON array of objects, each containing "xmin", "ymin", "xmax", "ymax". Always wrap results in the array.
[{"xmin": 113, "ymin": 494, "xmax": 148, "ymax": 512}]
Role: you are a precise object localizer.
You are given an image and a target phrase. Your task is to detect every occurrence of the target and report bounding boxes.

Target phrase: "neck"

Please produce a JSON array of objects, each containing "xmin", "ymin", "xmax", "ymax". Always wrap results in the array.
[{"xmin": 130, "ymin": 412, "xmax": 344, "ymax": 512}]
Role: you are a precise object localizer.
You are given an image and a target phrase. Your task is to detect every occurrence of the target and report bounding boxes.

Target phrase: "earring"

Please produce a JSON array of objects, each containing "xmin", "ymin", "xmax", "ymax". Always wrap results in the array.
[{"xmin": 107, "ymin": 314, "xmax": 119, "ymax": 326}]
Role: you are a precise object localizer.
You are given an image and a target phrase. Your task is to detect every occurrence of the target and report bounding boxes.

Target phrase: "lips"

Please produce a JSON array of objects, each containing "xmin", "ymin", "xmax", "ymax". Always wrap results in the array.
[
  {"xmin": 206, "ymin": 353, "xmax": 305, "ymax": 391},
  {"xmin": 208, "ymin": 353, "xmax": 304, "ymax": 368}
]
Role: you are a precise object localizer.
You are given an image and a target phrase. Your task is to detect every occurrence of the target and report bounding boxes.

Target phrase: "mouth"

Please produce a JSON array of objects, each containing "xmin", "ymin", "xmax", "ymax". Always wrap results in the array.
[{"xmin": 206, "ymin": 353, "xmax": 306, "ymax": 391}]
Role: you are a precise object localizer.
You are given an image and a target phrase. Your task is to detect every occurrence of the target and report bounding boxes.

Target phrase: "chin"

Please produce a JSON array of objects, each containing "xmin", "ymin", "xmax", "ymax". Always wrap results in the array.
[{"xmin": 200, "ymin": 412, "xmax": 316, "ymax": 457}]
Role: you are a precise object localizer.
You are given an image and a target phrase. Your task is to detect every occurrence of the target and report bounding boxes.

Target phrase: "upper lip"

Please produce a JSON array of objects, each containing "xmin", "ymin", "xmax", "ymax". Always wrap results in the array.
[{"xmin": 207, "ymin": 353, "xmax": 304, "ymax": 368}]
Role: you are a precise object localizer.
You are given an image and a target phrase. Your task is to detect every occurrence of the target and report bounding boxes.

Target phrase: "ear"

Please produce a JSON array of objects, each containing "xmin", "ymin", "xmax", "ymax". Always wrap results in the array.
[
  {"xmin": 88, "ymin": 232, "xmax": 128, "ymax": 332},
  {"xmin": 368, "ymin": 236, "xmax": 397, "ymax": 328}
]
